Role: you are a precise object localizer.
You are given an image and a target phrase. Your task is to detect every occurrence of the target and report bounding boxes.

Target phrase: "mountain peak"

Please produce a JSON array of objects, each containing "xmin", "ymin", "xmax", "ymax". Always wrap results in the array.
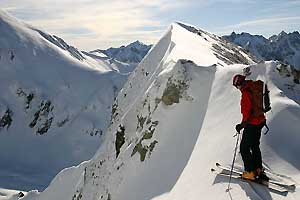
[
  {"xmin": 279, "ymin": 30, "xmax": 288, "ymax": 36},
  {"xmin": 174, "ymin": 21, "xmax": 207, "ymax": 36},
  {"xmin": 127, "ymin": 40, "xmax": 148, "ymax": 48},
  {"xmin": 231, "ymin": 31, "xmax": 237, "ymax": 36},
  {"xmin": 130, "ymin": 40, "xmax": 143, "ymax": 45},
  {"xmin": 90, "ymin": 40, "xmax": 152, "ymax": 64}
]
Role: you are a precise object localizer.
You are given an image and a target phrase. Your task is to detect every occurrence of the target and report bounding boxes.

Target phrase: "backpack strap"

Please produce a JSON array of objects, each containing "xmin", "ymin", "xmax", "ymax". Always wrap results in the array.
[{"xmin": 263, "ymin": 121, "xmax": 270, "ymax": 135}]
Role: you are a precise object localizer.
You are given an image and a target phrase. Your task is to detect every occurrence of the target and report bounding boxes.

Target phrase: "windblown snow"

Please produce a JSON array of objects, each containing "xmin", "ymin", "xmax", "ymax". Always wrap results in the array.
[{"xmin": 2, "ymin": 13, "xmax": 300, "ymax": 200}]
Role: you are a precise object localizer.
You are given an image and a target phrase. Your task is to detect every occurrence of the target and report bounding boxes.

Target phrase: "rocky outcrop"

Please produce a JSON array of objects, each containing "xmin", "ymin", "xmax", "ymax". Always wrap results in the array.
[{"xmin": 0, "ymin": 108, "xmax": 13, "ymax": 130}]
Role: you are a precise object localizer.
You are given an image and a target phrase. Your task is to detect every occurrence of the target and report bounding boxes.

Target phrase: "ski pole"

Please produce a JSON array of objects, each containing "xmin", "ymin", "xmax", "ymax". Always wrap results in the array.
[{"xmin": 226, "ymin": 131, "xmax": 240, "ymax": 192}]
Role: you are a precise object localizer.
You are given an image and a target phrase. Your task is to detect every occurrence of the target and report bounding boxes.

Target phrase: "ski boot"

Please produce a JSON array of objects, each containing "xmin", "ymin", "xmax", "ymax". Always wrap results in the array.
[
  {"xmin": 256, "ymin": 168, "xmax": 269, "ymax": 181},
  {"xmin": 242, "ymin": 171, "xmax": 256, "ymax": 181}
]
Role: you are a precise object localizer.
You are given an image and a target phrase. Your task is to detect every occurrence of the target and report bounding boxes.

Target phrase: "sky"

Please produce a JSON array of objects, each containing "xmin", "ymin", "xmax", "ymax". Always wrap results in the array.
[{"xmin": 1, "ymin": 0, "xmax": 300, "ymax": 51}]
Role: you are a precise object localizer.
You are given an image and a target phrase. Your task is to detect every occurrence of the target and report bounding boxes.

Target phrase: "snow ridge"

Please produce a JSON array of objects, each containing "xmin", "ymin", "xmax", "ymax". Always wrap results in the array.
[{"xmin": 31, "ymin": 28, "xmax": 85, "ymax": 61}]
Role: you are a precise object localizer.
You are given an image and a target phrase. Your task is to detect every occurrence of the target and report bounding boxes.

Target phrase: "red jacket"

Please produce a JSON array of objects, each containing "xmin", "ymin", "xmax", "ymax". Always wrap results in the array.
[{"xmin": 240, "ymin": 81, "xmax": 265, "ymax": 125}]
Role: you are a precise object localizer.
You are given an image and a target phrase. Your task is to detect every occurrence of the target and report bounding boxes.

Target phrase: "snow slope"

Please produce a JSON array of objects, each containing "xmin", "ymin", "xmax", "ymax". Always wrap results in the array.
[
  {"xmin": 20, "ymin": 22, "xmax": 300, "ymax": 200},
  {"xmin": 82, "ymin": 51, "xmax": 135, "ymax": 74},
  {"xmin": 0, "ymin": 188, "xmax": 26, "ymax": 200},
  {"xmin": 0, "ymin": 10, "xmax": 129, "ymax": 191}
]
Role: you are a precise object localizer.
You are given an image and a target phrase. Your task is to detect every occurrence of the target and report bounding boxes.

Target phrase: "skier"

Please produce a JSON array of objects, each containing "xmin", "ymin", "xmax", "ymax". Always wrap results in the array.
[{"xmin": 232, "ymin": 74, "xmax": 269, "ymax": 181}]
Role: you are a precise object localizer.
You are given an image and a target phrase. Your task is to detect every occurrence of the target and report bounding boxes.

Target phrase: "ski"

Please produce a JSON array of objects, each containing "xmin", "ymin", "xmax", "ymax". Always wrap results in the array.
[
  {"xmin": 215, "ymin": 163, "xmax": 296, "ymax": 188},
  {"xmin": 211, "ymin": 167, "xmax": 289, "ymax": 193}
]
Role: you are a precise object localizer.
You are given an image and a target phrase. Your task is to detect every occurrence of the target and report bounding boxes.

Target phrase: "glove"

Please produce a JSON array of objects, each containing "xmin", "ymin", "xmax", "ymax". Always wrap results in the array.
[{"xmin": 235, "ymin": 123, "xmax": 246, "ymax": 133}]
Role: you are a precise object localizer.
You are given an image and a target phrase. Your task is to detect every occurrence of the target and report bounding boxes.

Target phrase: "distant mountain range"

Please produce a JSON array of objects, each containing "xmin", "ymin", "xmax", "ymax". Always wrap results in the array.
[
  {"xmin": 90, "ymin": 41, "xmax": 152, "ymax": 64},
  {"xmin": 223, "ymin": 31, "xmax": 300, "ymax": 83}
]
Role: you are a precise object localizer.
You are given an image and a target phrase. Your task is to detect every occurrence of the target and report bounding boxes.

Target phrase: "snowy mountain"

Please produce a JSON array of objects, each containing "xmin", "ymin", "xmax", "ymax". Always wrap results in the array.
[
  {"xmin": 0, "ymin": 10, "xmax": 130, "ymax": 191},
  {"xmin": 90, "ymin": 40, "xmax": 152, "ymax": 64},
  {"xmin": 223, "ymin": 31, "xmax": 300, "ymax": 83},
  {"xmin": 3, "ymin": 19, "xmax": 300, "ymax": 200},
  {"xmin": 15, "ymin": 22, "xmax": 300, "ymax": 200}
]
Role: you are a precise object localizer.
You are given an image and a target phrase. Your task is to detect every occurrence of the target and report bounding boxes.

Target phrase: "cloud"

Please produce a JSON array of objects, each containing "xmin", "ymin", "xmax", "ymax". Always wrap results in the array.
[
  {"xmin": 227, "ymin": 16, "xmax": 300, "ymax": 28},
  {"xmin": 2, "ymin": 0, "xmax": 299, "ymax": 49},
  {"xmin": 2, "ymin": 0, "xmax": 184, "ymax": 50},
  {"xmin": 214, "ymin": 16, "xmax": 300, "ymax": 36}
]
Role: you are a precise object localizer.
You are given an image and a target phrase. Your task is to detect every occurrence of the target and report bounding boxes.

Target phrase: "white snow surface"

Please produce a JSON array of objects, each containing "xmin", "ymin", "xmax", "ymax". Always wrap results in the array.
[
  {"xmin": 9, "ymin": 21, "xmax": 300, "ymax": 200},
  {"xmin": 0, "ymin": 10, "xmax": 130, "ymax": 191},
  {"xmin": 0, "ymin": 188, "xmax": 26, "ymax": 200}
]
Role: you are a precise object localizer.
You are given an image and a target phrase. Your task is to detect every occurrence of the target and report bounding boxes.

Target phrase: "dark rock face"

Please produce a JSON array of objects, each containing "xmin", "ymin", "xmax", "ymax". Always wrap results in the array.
[
  {"xmin": 0, "ymin": 109, "xmax": 13, "ymax": 130},
  {"xmin": 29, "ymin": 100, "xmax": 54, "ymax": 135},
  {"xmin": 115, "ymin": 125, "xmax": 125, "ymax": 158}
]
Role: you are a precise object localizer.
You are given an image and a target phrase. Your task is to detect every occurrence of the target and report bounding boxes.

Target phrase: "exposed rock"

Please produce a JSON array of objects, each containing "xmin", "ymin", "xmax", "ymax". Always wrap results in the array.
[
  {"xmin": 26, "ymin": 93, "xmax": 34, "ymax": 109},
  {"xmin": 111, "ymin": 101, "xmax": 119, "ymax": 123},
  {"xmin": 131, "ymin": 119, "xmax": 159, "ymax": 162},
  {"xmin": 162, "ymin": 77, "xmax": 189, "ymax": 106},
  {"xmin": 0, "ymin": 108, "xmax": 13, "ymax": 130},
  {"xmin": 29, "ymin": 100, "xmax": 54, "ymax": 135},
  {"xmin": 162, "ymin": 83, "xmax": 180, "ymax": 105},
  {"xmin": 16, "ymin": 88, "xmax": 35, "ymax": 109},
  {"xmin": 137, "ymin": 115, "xmax": 147, "ymax": 131},
  {"xmin": 115, "ymin": 125, "xmax": 125, "ymax": 158},
  {"xmin": 212, "ymin": 43, "xmax": 251, "ymax": 65},
  {"xmin": 131, "ymin": 141, "xmax": 148, "ymax": 162},
  {"xmin": 37, "ymin": 117, "xmax": 53, "ymax": 135},
  {"xmin": 291, "ymin": 67, "xmax": 300, "ymax": 84}
]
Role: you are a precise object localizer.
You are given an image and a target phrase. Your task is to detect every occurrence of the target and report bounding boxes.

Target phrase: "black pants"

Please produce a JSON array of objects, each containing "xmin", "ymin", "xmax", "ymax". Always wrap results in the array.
[{"xmin": 240, "ymin": 123, "xmax": 264, "ymax": 172}]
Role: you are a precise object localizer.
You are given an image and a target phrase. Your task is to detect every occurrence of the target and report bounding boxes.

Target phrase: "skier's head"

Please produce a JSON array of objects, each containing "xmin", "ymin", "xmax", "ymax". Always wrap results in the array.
[{"xmin": 233, "ymin": 74, "xmax": 246, "ymax": 89}]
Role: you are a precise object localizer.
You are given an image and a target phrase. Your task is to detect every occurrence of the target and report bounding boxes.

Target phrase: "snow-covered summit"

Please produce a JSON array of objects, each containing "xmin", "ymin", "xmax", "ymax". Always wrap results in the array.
[{"xmin": 0, "ymin": 10, "xmax": 128, "ymax": 191}]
